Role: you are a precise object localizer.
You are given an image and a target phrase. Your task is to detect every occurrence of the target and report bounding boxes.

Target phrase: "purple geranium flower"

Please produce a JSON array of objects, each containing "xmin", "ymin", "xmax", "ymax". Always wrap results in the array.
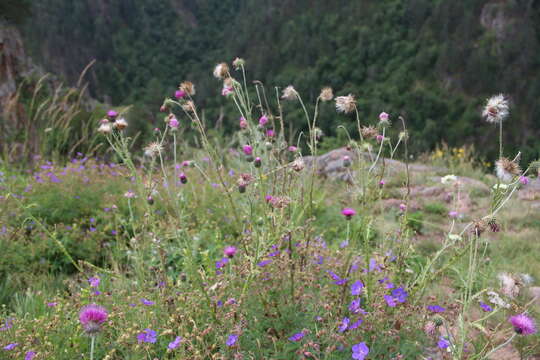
[
  {"xmin": 479, "ymin": 302, "xmax": 493, "ymax": 312},
  {"xmin": 438, "ymin": 337, "xmax": 450, "ymax": 349},
  {"xmin": 349, "ymin": 319, "xmax": 363, "ymax": 330},
  {"xmin": 216, "ymin": 257, "xmax": 229, "ymax": 269},
  {"xmin": 226, "ymin": 334, "xmax": 239, "ymax": 347},
  {"xmin": 352, "ymin": 342, "xmax": 369, "ymax": 360},
  {"xmin": 168, "ymin": 336, "xmax": 182, "ymax": 349},
  {"xmin": 288, "ymin": 331, "xmax": 305, "ymax": 341},
  {"xmin": 25, "ymin": 351, "xmax": 37, "ymax": 360},
  {"xmin": 137, "ymin": 328, "xmax": 157, "ymax": 343},
  {"xmin": 88, "ymin": 276, "xmax": 100, "ymax": 288},
  {"xmin": 391, "ymin": 287, "xmax": 408, "ymax": 303},
  {"xmin": 349, "ymin": 298, "xmax": 361, "ymax": 313},
  {"xmin": 427, "ymin": 305, "xmax": 446, "ymax": 313},
  {"xmin": 351, "ymin": 280, "xmax": 364, "ymax": 296},
  {"xmin": 257, "ymin": 259, "xmax": 272, "ymax": 267},
  {"xmin": 3, "ymin": 343, "xmax": 18, "ymax": 350},
  {"xmin": 338, "ymin": 317, "xmax": 350, "ymax": 333},
  {"xmin": 384, "ymin": 294, "xmax": 397, "ymax": 307}
]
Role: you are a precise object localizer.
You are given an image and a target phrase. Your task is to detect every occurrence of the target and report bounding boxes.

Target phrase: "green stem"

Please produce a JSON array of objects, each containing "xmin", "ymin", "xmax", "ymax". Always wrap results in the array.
[{"xmin": 90, "ymin": 335, "xmax": 95, "ymax": 360}]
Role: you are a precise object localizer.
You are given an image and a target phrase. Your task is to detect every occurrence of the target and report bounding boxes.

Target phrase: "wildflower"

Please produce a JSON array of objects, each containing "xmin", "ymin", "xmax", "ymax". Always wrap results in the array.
[
  {"xmin": 441, "ymin": 174, "xmax": 458, "ymax": 184},
  {"xmin": 266, "ymin": 129, "xmax": 275, "ymax": 137},
  {"xmin": 498, "ymin": 272, "xmax": 520, "ymax": 298},
  {"xmin": 343, "ymin": 155, "xmax": 352, "ymax": 167},
  {"xmin": 448, "ymin": 211, "xmax": 458, "ymax": 218},
  {"xmin": 361, "ymin": 126, "xmax": 378, "ymax": 139},
  {"xmin": 328, "ymin": 270, "xmax": 347, "ymax": 285},
  {"xmin": 482, "ymin": 94, "xmax": 509, "ymax": 123},
  {"xmin": 259, "ymin": 115, "xmax": 269, "ymax": 126},
  {"xmin": 509, "ymin": 314, "xmax": 536, "ymax": 335},
  {"xmin": 144, "ymin": 142, "xmax": 164, "ymax": 158},
  {"xmin": 47, "ymin": 302, "xmax": 57, "ymax": 307},
  {"xmin": 291, "ymin": 158, "xmax": 305, "ymax": 172},
  {"xmin": 175, "ymin": 90, "xmax": 186, "ymax": 99},
  {"xmin": 335, "ymin": 94, "xmax": 356, "ymax": 114},
  {"xmin": 242, "ymin": 145, "xmax": 253, "ymax": 156},
  {"xmin": 349, "ymin": 298, "xmax": 361, "ymax": 313},
  {"xmin": 487, "ymin": 291, "xmax": 510, "ymax": 308},
  {"xmin": 232, "ymin": 57, "xmax": 245, "ymax": 69},
  {"xmin": 338, "ymin": 317, "xmax": 350, "ymax": 333},
  {"xmin": 424, "ymin": 321, "xmax": 437, "ymax": 336},
  {"xmin": 223, "ymin": 246, "xmax": 237, "ymax": 258},
  {"xmin": 222, "ymin": 86, "xmax": 234, "ymax": 97},
  {"xmin": 288, "ymin": 146, "xmax": 298, "ymax": 152},
  {"xmin": 257, "ymin": 259, "xmax": 272, "ymax": 267},
  {"xmin": 495, "ymin": 157, "xmax": 520, "ymax": 182},
  {"xmin": 79, "ymin": 304, "xmax": 108, "ymax": 334},
  {"xmin": 168, "ymin": 116, "xmax": 179, "ymax": 130},
  {"xmin": 141, "ymin": 298, "xmax": 155, "ymax": 306},
  {"xmin": 352, "ymin": 342, "xmax": 369, "ymax": 360},
  {"xmin": 179, "ymin": 81, "xmax": 195, "ymax": 96},
  {"xmin": 239, "ymin": 116, "xmax": 248, "ymax": 129},
  {"xmin": 376, "ymin": 134, "xmax": 384, "ymax": 143},
  {"xmin": 519, "ymin": 176, "xmax": 529, "ymax": 185},
  {"xmin": 351, "ymin": 280, "xmax": 364, "ymax": 296},
  {"xmin": 97, "ymin": 120, "xmax": 113, "ymax": 134},
  {"xmin": 427, "ymin": 305, "xmax": 446, "ymax": 313},
  {"xmin": 182, "ymin": 100, "xmax": 195, "ymax": 113},
  {"xmin": 269, "ymin": 196, "xmax": 291, "ymax": 209},
  {"xmin": 3, "ymin": 343, "xmax": 17, "ymax": 350},
  {"xmin": 226, "ymin": 334, "xmax": 239, "ymax": 347},
  {"xmin": 88, "ymin": 276, "xmax": 100, "ymax": 288},
  {"xmin": 319, "ymin": 87, "xmax": 333, "ymax": 101},
  {"xmin": 341, "ymin": 208, "xmax": 356, "ymax": 219},
  {"xmin": 349, "ymin": 319, "xmax": 363, "ymax": 330},
  {"xmin": 479, "ymin": 302, "xmax": 493, "ymax": 312},
  {"xmin": 213, "ymin": 63, "xmax": 229, "ymax": 79},
  {"xmin": 124, "ymin": 191, "xmax": 136, "ymax": 198},
  {"xmin": 379, "ymin": 112, "xmax": 390, "ymax": 124},
  {"xmin": 472, "ymin": 219, "xmax": 487, "ymax": 236},
  {"xmin": 25, "ymin": 351, "xmax": 37, "ymax": 360},
  {"xmin": 107, "ymin": 110, "xmax": 118, "ymax": 120},
  {"xmin": 178, "ymin": 173, "xmax": 187, "ymax": 184},
  {"xmin": 399, "ymin": 203, "xmax": 407, "ymax": 212},
  {"xmin": 113, "ymin": 118, "xmax": 128, "ymax": 130},
  {"xmin": 216, "ymin": 257, "xmax": 229, "ymax": 269},
  {"xmin": 438, "ymin": 337, "xmax": 450, "ymax": 349},
  {"xmin": 288, "ymin": 331, "xmax": 305, "ymax": 341},
  {"xmin": 385, "ymin": 287, "xmax": 408, "ymax": 307},
  {"xmin": 254, "ymin": 157, "xmax": 262, "ymax": 168},
  {"xmin": 168, "ymin": 336, "xmax": 182, "ymax": 349},
  {"xmin": 281, "ymin": 85, "xmax": 297, "ymax": 100},
  {"xmin": 137, "ymin": 328, "xmax": 157, "ymax": 343}
]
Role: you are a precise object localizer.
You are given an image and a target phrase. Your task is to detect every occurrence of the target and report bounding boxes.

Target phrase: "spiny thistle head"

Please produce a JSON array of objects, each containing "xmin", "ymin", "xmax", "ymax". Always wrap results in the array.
[
  {"xmin": 335, "ymin": 94, "xmax": 356, "ymax": 114},
  {"xmin": 281, "ymin": 85, "xmax": 298, "ymax": 101},
  {"xmin": 495, "ymin": 157, "xmax": 520, "ymax": 182},
  {"xmin": 113, "ymin": 118, "xmax": 128, "ymax": 130},
  {"xmin": 319, "ymin": 87, "xmax": 333, "ymax": 101},
  {"xmin": 97, "ymin": 120, "xmax": 113, "ymax": 134},
  {"xmin": 79, "ymin": 304, "xmax": 108, "ymax": 335},
  {"xmin": 482, "ymin": 94, "xmax": 509, "ymax": 123},
  {"xmin": 144, "ymin": 142, "xmax": 163, "ymax": 158},
  {"xmin": 213, "ymin": 63, "xmax": 229, "ymax": 79},
  {"xmin": 509, "ymin": 314, "xmax": 537, "ymax": 335},
  {"xmin": 361, "ymin": 126, "xmax": 378, "ymax": 139},
  {"xmin": 378, "ymin": 112, "xmax": 391, "ymax": 127}
]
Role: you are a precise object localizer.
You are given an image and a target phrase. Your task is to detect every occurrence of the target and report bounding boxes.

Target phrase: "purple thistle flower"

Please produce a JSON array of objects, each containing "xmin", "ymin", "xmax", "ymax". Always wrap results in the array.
[
  {"xmin": 427, "ymin": 305, "xmax": 446, "ymax": 313},
  {"xmin": 141, "ymin": 299, "xmax": 155, "ymax": 306},
  {"xmin": 3, "ymin": 343, "xmax": 18, "ymax": 350},
  {"xmin": 352, "ymin": 342, "xmax": 369, "ymax": 360},
  {"xmin": 226, "ymin": 334, "xmax": 239, "ymax": 347},
  {"xmin": 479, "ymin": 302, "xmax": 493, "ymax": 312},
  {"xmin": 288, "ymin": 332, "xmax": 305, "ymax": 342},
  {"xmin": 88, "ymin": 276, "xmax": 100, "ymax": 288},
  {"xmin": 351, "ymin": 280, "xmax": 364, "ymax": 296},
  {"xmin": 79, "ymin": 304, "xmax": 108, "ymax": 334},
  {"xmin": 509, "ymin": 314, "xmax": 537, "ymax": 335},
  {"xmin": 223, "ymin": 246, "xmax": 237, "ymax": 258},
  {"xmin": 25, "ymin": 351, "xmax": 37, "ymax": 360},
  {"xmin": 341, "ymin": 207, "xmax": 356, "ymax": 219},
  {"xmin": 137, "ymin": 328, "xmax": 157, "ymax": 343},
  {"xmin": 168, "ymin": 336, "xmax": 182, "ymax": 349},
  {"xmin": 338, "ymin": 317, "xmax": 350, "ymax": 333}
]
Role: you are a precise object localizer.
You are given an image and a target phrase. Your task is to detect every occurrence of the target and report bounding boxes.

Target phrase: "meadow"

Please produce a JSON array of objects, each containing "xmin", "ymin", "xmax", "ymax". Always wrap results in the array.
[{"xmin": 0, "ymin": 61, "xmax": 539, "ymax": 359}]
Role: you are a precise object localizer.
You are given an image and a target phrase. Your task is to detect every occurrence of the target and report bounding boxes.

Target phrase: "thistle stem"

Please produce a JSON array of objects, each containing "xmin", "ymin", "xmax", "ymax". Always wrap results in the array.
[{"xmin": 90, "ymin": 336, "xmax": 95, "ymax": 360}]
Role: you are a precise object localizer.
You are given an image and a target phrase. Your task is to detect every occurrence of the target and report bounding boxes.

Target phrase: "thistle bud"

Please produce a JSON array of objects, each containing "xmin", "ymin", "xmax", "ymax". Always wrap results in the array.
[
  {"xmin": 343, "ymin": 155, "xmax": 351, "ymax": 167},
  {"xmin": 179, "ymin": 173, "xmax": 187, "ymax": 184},
  {"xmin": 147, "ymin": 196, "xmax": 154, "ymax": 205},
  {"xmin": 254, "ymin": 157, "xmax": 262, "ymax": 168}
]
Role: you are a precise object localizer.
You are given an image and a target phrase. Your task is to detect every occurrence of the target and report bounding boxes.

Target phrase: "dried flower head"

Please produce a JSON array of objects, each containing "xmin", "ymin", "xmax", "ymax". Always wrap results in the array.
[
  {"xmin": 113, "ymin": 118, "xmax": 128, "ymax": 130},
  {"xmin": 213, "ymin": 63, "xmax": 229, "ymax": 79},
  {"xmin": 472, "ymin": 219, "xmax": 487, "ymax": 237},
  {"xmin": 98, "ymin": 120, "xmax": 113, "ymax": 134},
  {"xmin": 495, "ymin": 157, "xmax": 520, "ymax": 182},
  {"xmin": 232, "ymin": 57, "xmax": 245, "ymax": 70},
  {"xmin": 319, "ymin": 87, "xmax": 333, "ymax": 101},
  {"xmin": 498, "ymin": 272, "xmax": 520, "ymax": 298},
  {"xmin": 291, "ymin": 157, "xmax": 305, "ymax": 172},
  {"xmin": 144, "ymin": 142, "xmax": 164, "ymax": 158},
  {"xmin": 182, "ymin": 100, "xmax": 195, "ymax": 113},
  {"xmin": 179, "ymin": 81, "xmax": 195, "ymax": 96},
  {"xmin": 361, "ymin": 126, "xmax": 378, "ymax": 139},
  {"xmin": 335, "ymin": 94, "xmax": 356, "ymax": 114},
  {"xmin": 281, "ymin": 85, "xmax": 298, "ymax": 101},
  {"xmin": 79, "ymin": 304, "xmax": 108, "ymax": 335},
  {"xmin": 269, "ymin": 196, "xmax": 291, "ymax": 209},
  {"xmin": 482, "ymin": 94, "xmax": 509, "ymax": 123}
]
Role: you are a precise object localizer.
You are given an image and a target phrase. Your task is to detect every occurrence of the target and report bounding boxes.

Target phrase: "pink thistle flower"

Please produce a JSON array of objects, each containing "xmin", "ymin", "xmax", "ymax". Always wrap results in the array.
[
  {"xmin": 519, "ymin": 176, "xmax": 529, "ymax": 185},
  {"xmin": 169, "ymin": 116, "xmax": 179, "ymax": 130},
  {"xmin": 265, "ymin": 195, "xmax": 273, "ymax": 203},
  {"xmin": 399, "ymin": 203, "xmax": 407, "ymax": 212},
  {"xmin": 379, "ymin": 112, "xmax": 389, "ymax": 122},
  {"xmin": 107, "ymin": 110, "xmax": 118, "ymax": 119},
  {"xmin": 341, "ymin": 208, "xmax": 356, "ymax": 219},
  {"xmin": 259, "ymin": 115, "xmax": 268, "ymax": 126},
  {"xmin": 79, "ymin": 304, "xmax": 108, "ymax": 334},
  {"xmin": 239, "ymin": 117, "xmax": 248, "ymax": 129},
  {"xmin": 221, "ymin": 86, "xmax": 234, "ymax": 97},
  {"xmin": 509, "ymin": 314, "xmax": 536, "ymax": 335},
  {"xmin": 379, "ymin": 180, "xmax": 385, "ymax": 187},
  {"xmin": 376, "ymin": 135, "xmax": 384, "ymax": 143},
  {"xmin": 242, "ymin": 145, "xmax": 253, "ymax": 156},
  {"xmin": 288, "ymin": 146, "xmax": 298, "ymax": 152},
  {"xmin": 175, "ymin": 90, "xmax": 186, "ymax": 99},
  {"xmin": 266, "ymin": 129, "xmax": 275, "ymax": 137},
  {"xmin": 178, "ymin": 173, "xmax": 187, "ymax": 184},
  {"xmin": 448, "ymin": 211, "xmax": 459, "ymax": 218},
  {"xmin": 224, "ymin": 246, "xmax": 237, "ymax": 258}
]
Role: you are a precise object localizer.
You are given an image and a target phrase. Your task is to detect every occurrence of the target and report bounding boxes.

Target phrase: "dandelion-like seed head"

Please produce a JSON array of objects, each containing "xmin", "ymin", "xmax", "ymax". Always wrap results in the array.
[
  {"xmin": 319, "ymin": 87, "xmax": 333, "ymax": 101},
  {"xmin": 482, "ymin": 94, "xmax": 509, "ymax": 123},
  {"xmin": 79, "ymin": 304, "xmax": 108, "ymax": 335},
  {"xmin": 281, "ymin": 85, "xmax": 298, "ymax": 101},
  {"xmin": 495, "ymin": 157, "xmax": 520, "ymax": 183},
  {"xmin": 113, "ymin": 118, "xmax": 128, "ymax": 130},
  {"xmin": 179, "ymin": 81, "xmax": 195, "ymax": 96},
  {"xmin": 232, "ymin": 57, "xmax": 245, "ymax": 70},
  {"xmin": 335, "ymin": 94, "xmax": 356, "ymax": 114},
  {"xmin": 144, "ymin": 142, "xmax": 163, "ymax": 158},
  {"xmin": 213, "ymin": 63, "xmax": 229, "ymax": 79}
]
